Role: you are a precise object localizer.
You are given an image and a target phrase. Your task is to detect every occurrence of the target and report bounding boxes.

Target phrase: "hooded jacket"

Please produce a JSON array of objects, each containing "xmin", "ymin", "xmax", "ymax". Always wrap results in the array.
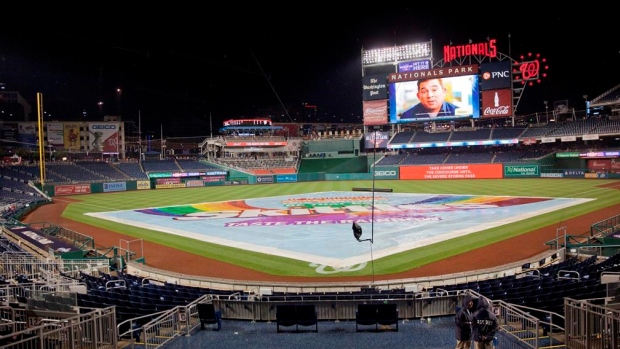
[
  {"xmin": 455, "ymin": 294, "xmax": 476, "ymax": 341},
  {"xmin": 471, "ymin": 297, "xmax": 499, "ymax": 343}
]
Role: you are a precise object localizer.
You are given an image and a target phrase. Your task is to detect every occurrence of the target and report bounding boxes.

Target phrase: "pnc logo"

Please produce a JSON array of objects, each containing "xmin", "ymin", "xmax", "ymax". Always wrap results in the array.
[{"xmin": 482, "ymin": 70, "xmax": 510, "ymax": 80}]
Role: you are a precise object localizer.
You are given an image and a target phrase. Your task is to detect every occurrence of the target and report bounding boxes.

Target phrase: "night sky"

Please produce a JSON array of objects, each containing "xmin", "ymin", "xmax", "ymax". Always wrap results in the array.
[{"xmin": 0, "ymin": 5, "xmax": 617, "ymax": 137}]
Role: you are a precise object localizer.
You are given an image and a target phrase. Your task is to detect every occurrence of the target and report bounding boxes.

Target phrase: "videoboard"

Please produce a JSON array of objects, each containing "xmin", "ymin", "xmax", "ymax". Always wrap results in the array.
[
  {"xmin": 389, "ymin": 70, "xmax": 480, "ymax": 123},
  {"xmin": 361, "ymin": 38, "xmax": 547, "ymax": 126}
]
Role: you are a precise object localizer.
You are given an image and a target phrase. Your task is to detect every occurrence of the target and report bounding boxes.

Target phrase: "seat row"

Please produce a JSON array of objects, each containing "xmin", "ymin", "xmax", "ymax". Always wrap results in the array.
[{"xmin": 434, "ymin": 253, "xmax": 618, "ymax": 315}]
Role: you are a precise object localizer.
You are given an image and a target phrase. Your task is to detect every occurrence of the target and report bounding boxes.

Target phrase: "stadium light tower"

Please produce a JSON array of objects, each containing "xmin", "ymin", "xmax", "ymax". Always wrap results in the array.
[
  {"xmin": 361, "ymin": 41, "xmax": 432, "ymax": 136},
  {"xmin": 544, "ymin": 100, "xmax": 549, "ymax": 123},
  {"xmin": 362, "ymin": 42, "xmax": 432, "ymax": 66}
]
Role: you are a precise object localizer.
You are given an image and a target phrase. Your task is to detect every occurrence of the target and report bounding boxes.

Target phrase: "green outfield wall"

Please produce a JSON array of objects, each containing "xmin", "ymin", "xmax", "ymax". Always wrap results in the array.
[{"xmin": 40, "ymin": 158, "xmax": 619, "ymax": 197}]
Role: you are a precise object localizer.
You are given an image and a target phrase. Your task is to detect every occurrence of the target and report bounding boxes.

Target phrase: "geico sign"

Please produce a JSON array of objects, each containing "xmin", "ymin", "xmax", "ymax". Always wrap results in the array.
[
  {"xmin": 374, "ymin": 170, "xmax": 396, "ymax": 176},
  {"xmin": 92, "ymin": 125, "xmax": 117, "ymax": 129}
]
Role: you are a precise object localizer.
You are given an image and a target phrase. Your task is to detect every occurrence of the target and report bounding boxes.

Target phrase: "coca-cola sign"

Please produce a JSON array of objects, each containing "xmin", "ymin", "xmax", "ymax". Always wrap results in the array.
[
  {"xmin": 481, "ymin": 89, "xmax": 513, "ymax": 118},
  {"xmin": 483, "ymin": 106, "xmax": 510, "ymax": 115}
]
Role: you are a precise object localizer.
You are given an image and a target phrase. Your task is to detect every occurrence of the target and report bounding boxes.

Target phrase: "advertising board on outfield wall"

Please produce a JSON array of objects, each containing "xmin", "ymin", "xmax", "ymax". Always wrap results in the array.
[
  {"xmin": 256, "ymin": 176, "xmax": 274, "ymax": 184},
  {"xmin": 136, "ymin": 181, "xmax": 151, "ymax": 190},
  {"xmin": 276, "ymin": 174, "xmax": 298, "ymax": 183},
  {"xmin": 541, "ymin": 173, "xmax": 564, "ymax": 178},
  {"xmin": 503, "ymin": 164, "xmax": 540, "ymax": 177},
  {"xmin": 400, "ymin": 164, "xmax": 502, "ymax": 180},
  {"xmin": 588, "ymin": 159, "xmax": 620, "ymax": 171},
  {"xmin": 54, "ymin": 184, "xmax": 91, "ymax": 196},
  {"xmin": 564, "ymin": 170, "xmax": 586, "ymax": 178},
  {"xmin": 373, "ymin": 167, "xmax": 399, "ymax": 179},
  {"xmin": 155, "ymin": 183, "xmax": 186, "ymax": 189},
  {"xmin": 103, "ymin": 182, "xmax": 127, "ymax": 192},
  {"xmin": 185, "ymin": 180, "xmax": 204, "ymax": 187}
]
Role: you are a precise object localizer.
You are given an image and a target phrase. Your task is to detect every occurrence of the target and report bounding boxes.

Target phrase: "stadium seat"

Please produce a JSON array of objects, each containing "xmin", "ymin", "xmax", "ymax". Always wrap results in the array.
[{"xmin": 197, "ymin": 303, "xmax": 222, "ymax": 331}]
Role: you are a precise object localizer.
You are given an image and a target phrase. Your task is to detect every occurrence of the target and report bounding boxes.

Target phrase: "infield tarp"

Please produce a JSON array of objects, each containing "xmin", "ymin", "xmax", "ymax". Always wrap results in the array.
[{"xmin": 87, "ymin": 191, "xmax": 591, "ymax": 269}]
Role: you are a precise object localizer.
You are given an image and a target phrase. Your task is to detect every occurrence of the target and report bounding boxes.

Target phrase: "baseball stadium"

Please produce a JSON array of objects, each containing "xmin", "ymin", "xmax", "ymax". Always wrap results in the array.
[{"xmin": 1, "ymin": 37, "xmax": 620, "ymax": 349}]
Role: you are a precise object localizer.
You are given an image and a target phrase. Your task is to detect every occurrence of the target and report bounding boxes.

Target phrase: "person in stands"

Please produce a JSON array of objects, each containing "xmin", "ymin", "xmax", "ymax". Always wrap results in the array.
[
  {"xmin": 455, "ymin": 294, "xmax": 477, "ymax": 349},
  {"xmin": 471, "ymin": 297, "xmax": 499, "ymax": 349}
]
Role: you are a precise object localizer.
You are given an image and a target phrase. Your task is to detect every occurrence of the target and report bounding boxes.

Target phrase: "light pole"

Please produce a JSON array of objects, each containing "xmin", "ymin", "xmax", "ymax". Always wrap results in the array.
[
  {"xmin": 116, "ymin": 88, "xmax": 122, "ymax": 116},
  {"xmin": 370, "ymin": 129, "xmax": 379, "ymax": 244},
  {"xmin": 544, "ymin": 100, "xmax": 549, "ymax": 123},
  {"xmin": 209, "ymin": 112, "xmax": 213, "ymax": 139},
  {"xmin": 583, "ymin": 95, "xmax": 588, "ymax": 118},
  {"xmin": 138, "ymin": 110, "xmax": 142, "ymax": 164},
  {"xmin": 352, "ymin": 128, "xmax": 380, "ymax": 285}
]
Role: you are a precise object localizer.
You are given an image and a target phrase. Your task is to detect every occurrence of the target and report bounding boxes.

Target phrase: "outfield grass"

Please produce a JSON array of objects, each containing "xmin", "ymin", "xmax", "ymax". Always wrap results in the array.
[{"xmin": 55, "ymin": 178, "xmax": 620, "ymax": 278}]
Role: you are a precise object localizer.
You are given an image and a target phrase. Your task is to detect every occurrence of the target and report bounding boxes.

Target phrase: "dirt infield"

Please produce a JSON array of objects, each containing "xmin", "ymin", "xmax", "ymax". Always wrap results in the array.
[{"xmin": 19, "ymin": 190, "xmax": 620, "ymax": 284}]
